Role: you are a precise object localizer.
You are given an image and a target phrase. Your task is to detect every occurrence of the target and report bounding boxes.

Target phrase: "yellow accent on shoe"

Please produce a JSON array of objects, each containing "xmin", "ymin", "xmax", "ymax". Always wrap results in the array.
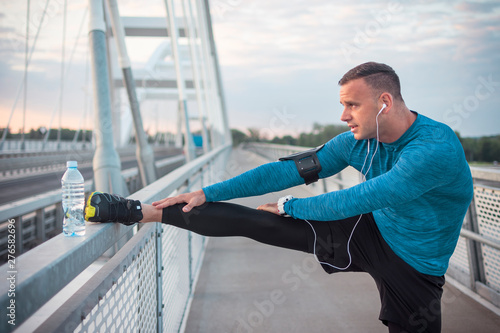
[{"xmin": 84, "ymin": 191, "xmax": 98, "ymax": 220}]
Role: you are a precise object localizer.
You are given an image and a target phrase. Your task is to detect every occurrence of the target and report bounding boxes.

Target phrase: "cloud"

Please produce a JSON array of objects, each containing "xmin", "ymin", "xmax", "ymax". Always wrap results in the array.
[
  {"xmin": 1, "ymin": 0, "xmax": 499, "ymax": 137},
  {"xmin": 211, "ymin": 0, "xmax": 500, "ymax": 136},
  {"xmin": 214, "ymin": 1, "xmax": 381, "ymax": 76},
  {"xmin": 455, "ymin": 1, "xmax": 500, "ymax": 13},
  {"xmin": 0, "ymin": 58, "xmax": 91, "ymax": 132},
  {"xmin": 0, "ymin": 26, "xmax": 14, "ymax": 33}
]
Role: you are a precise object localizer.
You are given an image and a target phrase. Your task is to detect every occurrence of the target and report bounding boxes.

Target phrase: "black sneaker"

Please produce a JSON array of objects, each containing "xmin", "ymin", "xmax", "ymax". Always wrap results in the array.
[{"xmin": 85, "ymin": 192, "xmax": 143, "ymax": 226}]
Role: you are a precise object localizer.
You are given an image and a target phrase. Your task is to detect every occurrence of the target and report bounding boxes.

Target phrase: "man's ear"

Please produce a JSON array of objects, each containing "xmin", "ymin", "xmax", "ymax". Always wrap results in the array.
[{"xmin": 379, "ymin": 92, "xmax": 393, "ymax": 113}]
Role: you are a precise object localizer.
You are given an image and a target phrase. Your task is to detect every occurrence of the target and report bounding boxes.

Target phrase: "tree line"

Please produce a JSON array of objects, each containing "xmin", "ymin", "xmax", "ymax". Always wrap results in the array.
[
  {"xmin": 0, "ymin": 127, "xmax": 169, "ymax": 144},
  {"xmin": 3, "ymin": 126, "xmax": 498, "ymax": 163},
  {"xmin": 232, "ymin": 123, "xmax": 500, "ymax": 163},
  {"xmin": 456, "ymin": 133, "xmax": 500, "ymax": 163},
  {"xmin": 0, "ymin": 127, "xmax": 93, "ymax": 142}
]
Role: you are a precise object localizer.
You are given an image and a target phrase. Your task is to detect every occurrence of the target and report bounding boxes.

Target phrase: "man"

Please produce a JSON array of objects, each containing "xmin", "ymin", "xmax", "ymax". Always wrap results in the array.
[{"xmin": 85, "ymin": 62, "xmax": 473, "ymax": 332}]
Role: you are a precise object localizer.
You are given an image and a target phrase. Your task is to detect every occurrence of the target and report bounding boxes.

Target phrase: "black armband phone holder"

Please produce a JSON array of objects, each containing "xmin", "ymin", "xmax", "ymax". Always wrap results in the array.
[{"xmin": 279, "ymin": 144, "xmax": 324, "ymax": 185}]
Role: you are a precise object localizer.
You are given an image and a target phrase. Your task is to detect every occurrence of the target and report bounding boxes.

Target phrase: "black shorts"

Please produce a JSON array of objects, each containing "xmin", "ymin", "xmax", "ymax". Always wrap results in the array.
[{"xmin": 307, "ymin": 213, "xmax": 445, "ymax": 333}]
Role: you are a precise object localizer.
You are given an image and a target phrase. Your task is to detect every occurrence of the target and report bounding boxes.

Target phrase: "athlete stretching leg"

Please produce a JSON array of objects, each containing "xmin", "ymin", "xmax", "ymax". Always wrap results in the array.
[{"xmin": 85, "ymin": 62, "xmax": 473, "ymax": 333}]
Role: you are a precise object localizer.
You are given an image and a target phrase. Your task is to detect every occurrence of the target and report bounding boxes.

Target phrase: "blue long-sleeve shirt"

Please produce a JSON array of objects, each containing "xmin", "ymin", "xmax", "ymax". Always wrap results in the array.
[{"xmin": 203, "ymin": 113, "xmax": 474, "ymax": 276}]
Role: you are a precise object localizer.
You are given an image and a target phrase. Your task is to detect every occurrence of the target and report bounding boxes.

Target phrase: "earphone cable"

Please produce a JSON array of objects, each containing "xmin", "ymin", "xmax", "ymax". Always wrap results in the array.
[{"xmin": 306, "ymin": 106, "xmax": 383, "ymax": 270}]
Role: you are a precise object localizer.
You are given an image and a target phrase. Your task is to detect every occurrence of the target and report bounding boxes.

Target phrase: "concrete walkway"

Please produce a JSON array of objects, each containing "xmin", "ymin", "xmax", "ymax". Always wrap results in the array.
[{"xmin": 184, "ymin": 148, "xmax": 500, "ymax": 333}]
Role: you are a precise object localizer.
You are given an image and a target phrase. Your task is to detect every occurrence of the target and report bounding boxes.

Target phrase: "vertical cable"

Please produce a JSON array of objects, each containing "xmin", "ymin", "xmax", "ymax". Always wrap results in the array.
[
  {"xmin": 0, "ymin": 0, "xmax": 50, "ymax": 151},
  {"xmin": 69, "ymin": 8, "xmax": 89, "ymax": 147},
  {"xmin": 82, "ymin": 42, "xmax": 90, "ymax": 148},
  {"xmin": 57, "ymin": 0, "xmax": 67, "ymax": 150},
  {"xmin": 21, "ymin": 0, "xmax": 30, "ymax": 151}
]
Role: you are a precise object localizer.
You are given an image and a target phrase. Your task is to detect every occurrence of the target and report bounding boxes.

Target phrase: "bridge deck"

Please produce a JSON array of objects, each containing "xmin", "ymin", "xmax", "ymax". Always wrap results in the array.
[{"xmin": 184, "ymin": 148, "xmax": 500, "ymax": 333}]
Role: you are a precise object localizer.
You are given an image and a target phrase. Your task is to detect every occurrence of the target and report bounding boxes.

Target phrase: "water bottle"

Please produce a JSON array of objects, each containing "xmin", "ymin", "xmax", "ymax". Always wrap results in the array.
[{"xmin": 61, "ymin": 161, "xmax": 85, "ymax": 236}]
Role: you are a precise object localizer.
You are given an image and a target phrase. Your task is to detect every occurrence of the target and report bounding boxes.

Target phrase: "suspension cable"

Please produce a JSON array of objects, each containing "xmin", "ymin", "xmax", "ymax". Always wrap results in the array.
[
  {"xmin": 20, "ymin": 0, "xmax": 31, "ymax": 151},
  {"xmin": 77, "ymin": 45, "xmax": 91, "ymax": 148},
  {"xmin": 43, "ymin": 0, "xmax": 68, "ymax": 149},
  {"xmin": 0, "ymin": 0, "xmax": 50, "ymax": 150},
  {"xmin": 71, "ymin": 9, "xmax": 90, "ymax": 147},
  {"xmin": 42, "ymin": 7, "xmax": 89, "ymax": 150},
  {"xmin": 56, "ymin": 0, "xmax": 68, "ymax": 149}
]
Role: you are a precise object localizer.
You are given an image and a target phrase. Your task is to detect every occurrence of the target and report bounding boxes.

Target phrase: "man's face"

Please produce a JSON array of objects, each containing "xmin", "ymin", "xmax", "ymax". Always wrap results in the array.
[{"xmin": 339, "ymin": 78, "xmax": 379, "ymax": 141}]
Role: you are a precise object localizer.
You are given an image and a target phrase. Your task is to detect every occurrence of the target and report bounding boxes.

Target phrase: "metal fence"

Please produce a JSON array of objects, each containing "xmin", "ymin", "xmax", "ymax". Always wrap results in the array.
[
  {"xmin": 448, "ymin": 169, "xmax": 500, "ymax": 307},
  {"xmin": 0, "ymin": 143, "xmax": 230, "ymax": 333},
  {"xmin": 245, "ymin": 142, "xmax": 500, "ymax": 309}
]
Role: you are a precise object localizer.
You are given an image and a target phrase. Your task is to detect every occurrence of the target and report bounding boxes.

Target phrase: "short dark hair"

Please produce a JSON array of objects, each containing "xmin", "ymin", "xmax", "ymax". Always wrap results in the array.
[{"xmin": 338, "ymin": 62, "xmax": 403, "ymax": 101}]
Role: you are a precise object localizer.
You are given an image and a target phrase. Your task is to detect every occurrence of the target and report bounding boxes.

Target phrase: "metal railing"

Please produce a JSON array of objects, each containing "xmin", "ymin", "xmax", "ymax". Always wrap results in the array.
[
  {"xmin": 448, "ymin": 168, "xmax": 500, "ymax": 307},
  {"xmin": 0, "ymin": 145, "xmax": 179, "ymax": 179},
  {"xmin": 245, "ymin": 142, "xmax": 500, "ymax": 309},
  {"xmin": 0, "ymin": 147, "xmax": 96, "ymax": 179},
  {"xmin": 0, "ymin": 140, "xmax": 91, "ymax": 153},
  {"xmin": 0, "ymin": 155, "xmax": 185, "ymax": 262},
  {"xmin": 0, "ymin": 143, "xmax": 231, "ymax": 332}
]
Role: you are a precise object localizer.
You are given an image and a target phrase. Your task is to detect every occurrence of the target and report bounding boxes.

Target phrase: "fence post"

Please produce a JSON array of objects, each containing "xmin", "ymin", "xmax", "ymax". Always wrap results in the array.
[
  {"xmin": 14, "ymin": 216, "xmax": 23, "ymax": 254},
  {"xmin": 156, "ymin": 223, "xmax": 164, "ymax": 333},
  {"xmin": 186, "ymin": 179, "xmax": 194, "ymax": 289},
  {"xmin": 55, "ymin": 202, "xmax": 63, "ymax": 233},
  {"xmin": 35, "ymin": 208, "xmax": 46, "ymax": 243},
  {"xmin": 465, "ymin": 190, "xmax": 486, "ymax": 290},
  {"xmin": 188, "ymin": 231, "xmax": 193, "ymax": 289}
]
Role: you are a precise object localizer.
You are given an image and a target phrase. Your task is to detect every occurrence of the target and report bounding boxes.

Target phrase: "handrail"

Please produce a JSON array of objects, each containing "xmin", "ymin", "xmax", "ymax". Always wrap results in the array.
[
  {"xmin": 0, "ymin": 143, "xmax": 230, "ymax": 331},
  {"xmin": 460, "ymin": 229, "xmax": 500, "ymax": 251},
  {"xmin": 244, "ymin": 142, "xmax": 314, "ymax": 152},
  {"xmin": 470, "ymin": 166, "xmax": 500, "ymax": 182}
]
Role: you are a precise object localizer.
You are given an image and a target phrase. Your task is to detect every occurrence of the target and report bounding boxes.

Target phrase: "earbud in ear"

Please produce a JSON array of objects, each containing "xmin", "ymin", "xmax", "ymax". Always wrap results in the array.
[{"xmin": 377, "ymin": 104, "xmax": 387, "ymax": 115}]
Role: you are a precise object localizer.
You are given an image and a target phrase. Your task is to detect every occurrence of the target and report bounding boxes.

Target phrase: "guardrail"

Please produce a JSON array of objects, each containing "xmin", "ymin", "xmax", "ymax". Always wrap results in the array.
[
  {"xmin": 0, "ymin": 155, "xmax": 185, "ymax": 262},
  {"xmin": 0, "ymin": 139, "xmax": 92, "ymax": 153},
  {"xmin": 0, "ymin": 143, "xmax": 231, "ymax": 332},
  {"xmin": 0, "ymin": 149, "xmax": 96, "ymax": 178},
  {"xmin": 0, "ymin": 145, "xmax": 180, "ymax": 179},
  {"xmin": 244, "ymin": 142, "xmax": 500, "ymax": 309}
]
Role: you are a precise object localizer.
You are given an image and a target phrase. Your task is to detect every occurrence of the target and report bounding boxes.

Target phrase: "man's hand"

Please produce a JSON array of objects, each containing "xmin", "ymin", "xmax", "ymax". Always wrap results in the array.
[
  {"xmin": 152, "ymin": 189, "xmax": 206, "ymax": 213},
  {"xmin": 257, "ymin": 202, "xmax": 280, "ymax": 215}
]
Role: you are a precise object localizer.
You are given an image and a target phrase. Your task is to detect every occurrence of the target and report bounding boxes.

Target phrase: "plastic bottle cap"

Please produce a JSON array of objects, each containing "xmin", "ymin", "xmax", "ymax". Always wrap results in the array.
[{"xmin": 67, "ymin": 161, "xmax": 78, "ymax": 168}]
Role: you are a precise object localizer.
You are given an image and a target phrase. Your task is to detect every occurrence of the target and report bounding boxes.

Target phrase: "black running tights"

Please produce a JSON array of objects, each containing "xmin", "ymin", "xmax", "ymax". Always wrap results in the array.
[
  {"xmin": 161, "ymin": 201, "xmax": 433, "ymax": 333},
  {"xmin": 162, "ymin": 201, "xmax": 313, "ymax": 254}
]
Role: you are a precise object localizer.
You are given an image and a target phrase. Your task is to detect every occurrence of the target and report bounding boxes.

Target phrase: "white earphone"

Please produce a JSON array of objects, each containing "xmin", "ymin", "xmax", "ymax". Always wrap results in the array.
[
  {"xmin": 306, "ymin": 102, "xmax": 388, "ymax": 271},
  {"xmin": 377, "ymin": 103, "xmax": 387, "ymax": 116}
]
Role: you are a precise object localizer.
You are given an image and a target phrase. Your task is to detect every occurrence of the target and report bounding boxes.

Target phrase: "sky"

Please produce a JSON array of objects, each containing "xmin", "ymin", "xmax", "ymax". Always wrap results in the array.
[{"xmin": 1, "ymin": 0, "xmax": 499, "ymax": 139}]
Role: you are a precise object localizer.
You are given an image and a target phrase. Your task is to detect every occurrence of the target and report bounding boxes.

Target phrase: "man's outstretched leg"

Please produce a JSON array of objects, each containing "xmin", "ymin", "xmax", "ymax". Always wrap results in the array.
[{"xmin": 84, "ymin": 191, "xmax": 313, "ymax": 254}]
